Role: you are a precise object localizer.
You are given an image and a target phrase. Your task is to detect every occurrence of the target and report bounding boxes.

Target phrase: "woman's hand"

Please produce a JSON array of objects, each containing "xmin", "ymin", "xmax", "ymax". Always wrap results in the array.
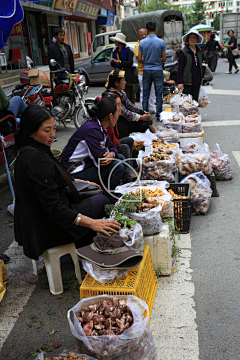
[
  {"xmin": 90, "ymin": 219, "xmax": 121, "ymax": 236},
  {"xmin": 110, "ymin": 58, "xmax": 115, "ymax": 63},
  {"xmin": 178, "ymin": 84, "xmax": 184, "ymax": 91},
  {"xmin": 140, "ymin": 114, "xmax": 150, "ymax": 122},
  {"xmin": 100, "ymin": 152, "xmax": 115, "ymax": 166}
]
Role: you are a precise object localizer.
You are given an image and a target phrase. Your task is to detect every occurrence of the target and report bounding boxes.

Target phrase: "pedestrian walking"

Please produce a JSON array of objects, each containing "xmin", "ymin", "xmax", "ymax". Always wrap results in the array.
[
  {"xmin": 134, "ymin": 28, "xmax": 156, "ymax": 114},
  {"xmin": 205, "ymin": 33, "xmax": 221, "ymax": 73},
  {"xmin": 110, "ymin": 33, "xmax": 137, "ymax": 104},
  {"xmin": 138, "ymin": 21, "xmax": 167, "ymax": 121},
  {"xmin": 178, "ymin": 29, "xmax": 203, "ymax": 102},
  {"xmin": 48, "ymin": 28, "xmax": 74, "ymax": 75},
  {"xmin": 225, "ymin": 30, "xmax": 239, "ymax": 74}
]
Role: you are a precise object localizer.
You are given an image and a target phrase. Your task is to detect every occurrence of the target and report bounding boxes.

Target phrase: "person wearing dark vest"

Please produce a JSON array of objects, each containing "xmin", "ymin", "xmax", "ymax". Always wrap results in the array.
[
  {"xmin": 110, "ymin": 33, "xmax": 137, "ymax": 104},
  {"xmin": 205, "ymin": 33, "xmax": 221, "ymax": 73},
  {"xmin": 178, "ymin": 30, "xmax": 203, "ymax": 102},
  {"xmin": 48, "ymin": 28, "xmax": 74, "ymax": 75}
]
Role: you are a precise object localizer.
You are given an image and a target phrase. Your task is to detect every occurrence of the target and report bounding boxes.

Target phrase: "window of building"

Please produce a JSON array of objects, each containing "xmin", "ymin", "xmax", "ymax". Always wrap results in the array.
[{"xmin": 211, "ymin": 2, "xmax": 215, "ymax": 8}]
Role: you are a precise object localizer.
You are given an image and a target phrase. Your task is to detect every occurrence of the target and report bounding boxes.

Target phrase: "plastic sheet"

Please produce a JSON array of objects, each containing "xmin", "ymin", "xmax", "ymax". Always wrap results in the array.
[
  {"xmin": 82, "ymin": 260, "xmax": 129, "ymax": 284},
  {"xmin": 67, "ymin": 295, "xmax": 156, "ymax": 360},
  {"xmin": 210, "ymin": 143, "xmax": 232, "ymax": 180},
  {"xmin": 180, "ymin": 172, "xmax": 212, "ymax": 214}
]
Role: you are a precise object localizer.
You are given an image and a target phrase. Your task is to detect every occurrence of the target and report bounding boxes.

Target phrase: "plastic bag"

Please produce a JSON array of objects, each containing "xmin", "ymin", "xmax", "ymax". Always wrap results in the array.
[
  {"xmin": 182, "ymin": 119, "xmax": 202, "ymax": 133},
  {"xmin": 130, "ymin": 129, "xmax": 157, "ymax": 143},
  {"xmin": 171, "ymin": 94, "xmax": 199, "ymax": 116},
  {"xmin": 177, "ymin": 145, "xmax": 212, "ymax": 176},
  {"xmin": 151, "ymin": 139, "xmax": 179, "ymax": 157},
  {"xmin": 198, "ymin": 86, "xmax": 210, "ymax": 108},
  {"xmin": 138, "ymin": 150, "xmax": 175, "ymax": 182},
  {"xmin": 115, "ymin": 180, "xmax": 169, "ymax": 195},
  {"xmin": 129, "ymin": 204, "xmax": 163, "ymax": 235},
  {"xmin": 181, "ymin": 142, "xmax": 202, "ymax": 154},
  {"xmin": 82, "ymin": 260, "xmax": 128, "ymax": 284},
  {"xmin": 67, "ymin": 295, "xmax": 156, "ymax": 360},
  {"xmin": 156, "ymin": 128, "xmax": 179, "ymax": 143},
  {"xmin": 163, "ymin": 112, "xmax": 185, "ymax": 133},
  {"xmin": 180, "ymin": 172, "xmax": 212, "ymax": 214},
  {"xmin": 119, "ymin": 221, "xmax": 144, "ymax": 251},
  {"xmin": 35, "ymin": 350, "xmax": 97, "ymax": 360},
  {"xmin": 210, "ymin": 143, "xmax": 232, "ymax": 180},
  {"xmin": 186, "ymin": 114, "xmax": 202, "ymax": 122}
]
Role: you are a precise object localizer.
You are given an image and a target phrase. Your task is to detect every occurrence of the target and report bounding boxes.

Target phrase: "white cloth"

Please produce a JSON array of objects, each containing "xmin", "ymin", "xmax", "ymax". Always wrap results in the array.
[{"xmin": 138, "ymin": 73, "xmax": 156, "ymax": 112}]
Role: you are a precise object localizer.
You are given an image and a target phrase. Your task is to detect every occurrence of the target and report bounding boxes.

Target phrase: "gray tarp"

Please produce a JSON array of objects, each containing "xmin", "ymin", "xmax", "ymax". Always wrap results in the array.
[{"xmin": 121, "ymin": 10, "xmax": 184, "ymax": 42}]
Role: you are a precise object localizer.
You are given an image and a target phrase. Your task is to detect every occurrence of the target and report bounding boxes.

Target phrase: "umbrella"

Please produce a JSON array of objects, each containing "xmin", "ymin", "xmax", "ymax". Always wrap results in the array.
[
  {"xmin": 190, "ymin": 24, "xmax": 214, "ymax": 32},
  {"xmin": 0, "ymin": 0, "xmax": 48, "ymax": 49}
]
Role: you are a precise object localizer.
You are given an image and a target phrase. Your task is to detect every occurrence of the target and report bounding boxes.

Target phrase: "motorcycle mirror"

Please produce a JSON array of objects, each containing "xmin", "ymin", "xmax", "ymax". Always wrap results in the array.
[{"xmin": 50, "ymin": 59, "xmax": 57, "ymax": 67}]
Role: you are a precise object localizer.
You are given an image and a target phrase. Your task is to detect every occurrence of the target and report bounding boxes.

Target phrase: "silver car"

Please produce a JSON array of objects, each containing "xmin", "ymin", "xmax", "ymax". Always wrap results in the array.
[{"xmin": 76, "ymin": 42, "xmax": 177, "ymax": 85}]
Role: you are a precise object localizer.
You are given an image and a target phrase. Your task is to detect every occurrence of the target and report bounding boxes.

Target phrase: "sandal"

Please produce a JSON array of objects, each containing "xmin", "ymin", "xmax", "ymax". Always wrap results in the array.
[{"xmin": 0, "ymin": 254, "xmax": 10, "ymax": 264}]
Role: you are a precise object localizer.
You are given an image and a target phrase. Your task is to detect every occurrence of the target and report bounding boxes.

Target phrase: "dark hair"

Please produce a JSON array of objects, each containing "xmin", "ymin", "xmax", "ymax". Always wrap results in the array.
[
  {"xmin": 53, "ymin": 28, "xmax": 65, "ymax": 37},
  {"xmin": 15, "ymin": 105, "xmax": 53, "ymax": 150},
  {"xmin": 88, "ymin": 98, "xmax": 117, "ymax": 121},
  {"xmin": 210, "ymin": 33, "xmax": 215, "ymax": 40},
  {"xmin": 146, "ymin": 21, "xmax": 156, "ymax": 32},
  {"xmin": 106, "ymin": 69, "xmax": 123, "ymax": 90},
  {"xmin": 228, "ymin": 29, "xmax": 234, "ymax": 35}
]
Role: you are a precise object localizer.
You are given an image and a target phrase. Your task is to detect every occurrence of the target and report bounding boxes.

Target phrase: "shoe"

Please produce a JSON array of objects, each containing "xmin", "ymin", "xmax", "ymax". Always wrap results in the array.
[
  {"xmin": 0, "ymin": 254, "xmax": 10, "ymax": 264},
  {"xmin": 225, "ymin": 71, "xmax": 232, "ymax": 74},
  {"xmin": 235, "ymin": 68, "xmax": 239, "ymax": 73}
]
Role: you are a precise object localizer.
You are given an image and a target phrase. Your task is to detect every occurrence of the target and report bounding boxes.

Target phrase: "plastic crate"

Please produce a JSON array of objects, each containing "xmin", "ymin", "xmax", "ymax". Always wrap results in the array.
[
  {"xmin": 80, "ymin": 245, "xmax": 158, "ymax": 323},
  {"xmin": 169, "ymin": 183, "xmax": 191, "ymax": 234},
  {"xmin": 178, "ymin": 172, "xmax": 219, "ymax": 197}
]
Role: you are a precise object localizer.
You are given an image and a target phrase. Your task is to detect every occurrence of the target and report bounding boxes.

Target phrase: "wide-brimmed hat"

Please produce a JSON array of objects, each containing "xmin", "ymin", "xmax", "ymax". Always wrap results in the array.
[
  {"xmin": 76, "ymin": 234, "xmax": 143, "ymax": 270},
  {"xmin": 182, "ymin": 29, "xmax": 203, "ymax": 44},
  {"xmin": 110, "ymin": 32, "xmax": 127, "ymax": 45}
]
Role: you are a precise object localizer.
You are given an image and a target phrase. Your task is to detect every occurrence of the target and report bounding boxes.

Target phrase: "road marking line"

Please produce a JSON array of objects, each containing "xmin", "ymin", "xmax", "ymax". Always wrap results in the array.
[
  {"xmin": 0, "ymin": 241, "xmax": 44, "ymax": 351},
  {"xmin": 150, "ymin": 234, "xmax": 199, "ymax": 359},
  {"xmin": 204, "ymin": 86, "xmax": 240, "ymax": 96},
  {"xmin": 232, "ymin": 151, "xmax": 240, "ymax": 167},
  {"xmin": 203, "ymin": 120, "xmax": 240, "ymax": 127}
]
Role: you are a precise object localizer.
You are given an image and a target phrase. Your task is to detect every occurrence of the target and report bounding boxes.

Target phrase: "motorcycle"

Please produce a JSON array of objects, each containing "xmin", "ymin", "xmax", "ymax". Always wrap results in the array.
[{"xmin": 49, "ymin": 59, "xmax": 94, "ymax": 129}]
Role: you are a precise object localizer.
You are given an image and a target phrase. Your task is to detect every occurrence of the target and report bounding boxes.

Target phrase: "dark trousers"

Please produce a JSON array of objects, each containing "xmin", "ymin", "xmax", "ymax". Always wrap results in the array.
[
  {"xmin": 125, "ymin": 84, "xmax": 135, "ymax": 104},
  {"xmin": 117, "ymin": 117, "xmax": 148, "ymax": 139},
  {"xmin": 207, "ymin": 52, "xmax": 218, "ymax": 72},
  {"xmin": 118, "ymin": 137, "xmax": 134, "ymax": 182},
  {"xmin": 228, "ymin": 57, "xmax": 238, "ymax": 72},
  {"xmin": 183, "ymin": 85, "xmax": 200, "ymax": 102}
]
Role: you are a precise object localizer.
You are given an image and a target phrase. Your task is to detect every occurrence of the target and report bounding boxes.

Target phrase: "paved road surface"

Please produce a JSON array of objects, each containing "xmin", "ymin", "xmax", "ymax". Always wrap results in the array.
[{"xmin": 0, "ymin": 58, "xmax": 240, "ymax": 359}]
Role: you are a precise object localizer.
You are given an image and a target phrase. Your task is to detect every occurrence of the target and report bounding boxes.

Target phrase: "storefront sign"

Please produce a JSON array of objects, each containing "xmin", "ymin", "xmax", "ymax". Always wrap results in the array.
[
  {"xmin": 54, "ymin": 0, "xmax": 78, "ymax": 13},
  {"xmin": 74, "ymin": 0, "xmax": 101, "ymax": 20},
  {"xmin": 119, "ymin": 0, "xmax": 124, "ymax": 5},
  {"xmin": 106, "ymin": 10, "xmax": 114, "ymax": 26},
  {"xmin": 100, "ymin": 8, "xmax": 108, "ymax": 17},
  {"xmin": 11, "ymin": 23, "xmax": 22, "ymax": 36}
]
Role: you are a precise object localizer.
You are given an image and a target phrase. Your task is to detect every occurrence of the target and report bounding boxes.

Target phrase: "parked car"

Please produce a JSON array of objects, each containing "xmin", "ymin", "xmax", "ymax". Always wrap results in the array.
[
  {"xmin": 76, "ymin": 43, "xmax": 177, "ymax": 86},
  {"xmin": 91, "ymin": 30, "xmax": 120, "ymax": 58}
]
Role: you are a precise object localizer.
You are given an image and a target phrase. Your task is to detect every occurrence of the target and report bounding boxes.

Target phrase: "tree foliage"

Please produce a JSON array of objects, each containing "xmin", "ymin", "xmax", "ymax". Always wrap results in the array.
[
  {"xmin": 188, "ymin": 0, "xmax": 207, "ymax": 28},
  {"xmin": 141, "ymin": 0, "xmax": 172, "ymax": 13},
  {"xmin": 213, "ymin": 13, "xmax": 220, "ymax": 30}
]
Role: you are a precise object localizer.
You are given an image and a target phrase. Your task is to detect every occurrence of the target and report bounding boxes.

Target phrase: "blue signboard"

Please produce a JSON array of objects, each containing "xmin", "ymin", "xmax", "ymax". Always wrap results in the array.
[
  {"xmin": 100, "ymin": 8, "xmax": 108, "ymax": 17},
  {"xmin": 106, "ymin": 10, "xmax": 114, "ymax": 26}
]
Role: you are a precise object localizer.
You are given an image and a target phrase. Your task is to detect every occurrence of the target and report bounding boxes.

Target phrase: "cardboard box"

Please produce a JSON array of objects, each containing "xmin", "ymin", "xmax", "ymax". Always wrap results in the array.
[{"xmin": 28, "ymin": 69, "xmax": 50, "ymax": 86}]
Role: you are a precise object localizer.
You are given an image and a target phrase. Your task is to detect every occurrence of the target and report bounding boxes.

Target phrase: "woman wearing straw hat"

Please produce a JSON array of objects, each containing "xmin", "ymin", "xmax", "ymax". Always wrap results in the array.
[
  {"xmin": 178, "ymin": 29, "xmax": 203, "ymax": 102},
  {"xmin": 110, "ymin": 33, "xmax": 137, "ymax": 104}
]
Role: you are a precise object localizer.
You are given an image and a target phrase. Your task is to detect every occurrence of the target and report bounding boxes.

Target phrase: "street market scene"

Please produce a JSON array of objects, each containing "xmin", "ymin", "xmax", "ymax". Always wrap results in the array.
[{"xmin": 1, "ymin": 1, "xmax": 240, "ymax": 360}]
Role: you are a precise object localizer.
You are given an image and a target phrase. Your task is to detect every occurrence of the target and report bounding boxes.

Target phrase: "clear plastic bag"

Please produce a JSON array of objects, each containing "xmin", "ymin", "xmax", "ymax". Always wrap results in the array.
[
  {"xmin": 210, "ymin": 143, "xmax": 232, "ymax": 180},
  {"xmin": 129, "ymin": 204, "xmax": 163, "ymax": 235},
  {"xmin": 181, "ymin": 142, "xmax": 202, "ymax": 154},
  {"xmin": 177, "ymin": 145, "xmax": 212, "ymax": 176},
  {"xmin": 180, "ymin": 172, "xmax": 212, "ymax": 214},
  {"xmin": 119, "ymin": 221, "xmax": 144, "ymax": 251},
  {"xmin": 198, "ymin": 86, "xmax": 210, "ymax": 108},
  {"xmin": 67, "ymin": 295, "xmax": 156, "ymax": 360},
  {"xmin": 186, "ymin": 114, "xmax": 202, "ymax": 122},
  {"xmin": 182, "ymin": 119, "xmax": 202, "ymax": 133},
  {"xmin": 82, "ymin": 260, "xmax": 129, "ymax": 284},
  {"xmin": 156, "ymin": 128, "xmax": 179, "ymax": 143},
  {"xmin": 171, "ymin": 94, "xmax": 199, "ymax": 116},
  {"xmin": 115, "ymin": 180, "xmax": 169, "ymax": 195},
  {"xmin": 138, "ymin": 150, "xmax": 175, "ymax": 182},
  {"xmin": 35, "ymin": 350, "xmax": 97, "ymax": 360},
  {"xmin": 163, "ymin": 112, "xmax": 185, "ymax": 133}
]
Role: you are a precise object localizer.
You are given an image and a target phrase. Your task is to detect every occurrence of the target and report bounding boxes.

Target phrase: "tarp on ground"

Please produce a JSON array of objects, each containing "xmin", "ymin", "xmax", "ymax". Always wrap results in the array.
[{"xmin": 121, "ymin": 10, "xmax": 184, "ymax": 42}]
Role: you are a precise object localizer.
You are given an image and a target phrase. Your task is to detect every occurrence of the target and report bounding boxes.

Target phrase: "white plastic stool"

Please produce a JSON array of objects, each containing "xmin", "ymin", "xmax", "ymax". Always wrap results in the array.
[{"xmin": 32, "ymin": 243, "xmax": 82, "ymax": 295}]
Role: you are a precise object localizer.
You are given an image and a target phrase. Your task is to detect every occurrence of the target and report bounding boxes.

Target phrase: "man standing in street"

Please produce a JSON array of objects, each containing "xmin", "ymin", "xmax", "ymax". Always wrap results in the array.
[
  {"xmin": 138, "ymin": 21, "xmax": 167, "ymax": 121},
  {"xmin": 134, "ymin": 28, "xmax": 156, "ymax": 114},
  {"xmin": 48, "ymin": 28, "xmax": 74, "ymax": 74}
]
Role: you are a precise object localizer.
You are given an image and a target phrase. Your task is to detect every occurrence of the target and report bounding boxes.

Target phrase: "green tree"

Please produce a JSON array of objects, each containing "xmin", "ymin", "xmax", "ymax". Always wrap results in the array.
[
  {"xmin": 188, "ymin": 0, "xmax": 207, "ymax": 28},
  {"xmin": 141, "ymin": 0, "xmax": 171, "ymax": 13},
  {"xmin": 213, "ymin": 13, "xmax": 220, "ymax": 30}
]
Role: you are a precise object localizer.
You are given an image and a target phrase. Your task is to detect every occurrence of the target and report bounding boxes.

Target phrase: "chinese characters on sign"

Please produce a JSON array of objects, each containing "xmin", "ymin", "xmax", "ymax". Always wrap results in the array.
[
  {"xmin": 11, "ymin": 23, "xmax": 22, "ymax": 36},
  {"xmin": 74, "ymin": 0, "xmax": 101, "ymax": 20},
  {"xmin": 54, "ymin": 0, "xmax": 78, "ymax": 12}
]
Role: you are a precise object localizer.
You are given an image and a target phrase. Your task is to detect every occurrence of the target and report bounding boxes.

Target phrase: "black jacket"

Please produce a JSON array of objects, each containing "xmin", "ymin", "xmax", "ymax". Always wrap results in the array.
[
  {"xmin": 14, "ymin": 138, "xmax": 94, "ymax": 260},
  {"xmin": 111, "ymin": 46, "xmax": 137, "ymax": 84},
  {"xmin": 48, "ymin": 42, "xmax": 74, "ymax": 73}
]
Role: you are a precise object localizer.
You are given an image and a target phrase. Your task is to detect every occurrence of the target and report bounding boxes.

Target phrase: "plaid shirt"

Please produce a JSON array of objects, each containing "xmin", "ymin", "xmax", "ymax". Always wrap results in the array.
[{"xmin": 109, "ymin": 88, "xmax": 143, "ymax": 122}]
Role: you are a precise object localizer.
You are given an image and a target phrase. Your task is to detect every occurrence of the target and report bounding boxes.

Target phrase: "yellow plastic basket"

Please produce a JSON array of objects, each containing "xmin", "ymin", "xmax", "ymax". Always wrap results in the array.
[
  {"xmin": 80, "ymin": 245, "xmax": 158, "ymax": 323},
  {"xmin": 50, "ymin": 148, "xmax": 62, "ymax": 160}
]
